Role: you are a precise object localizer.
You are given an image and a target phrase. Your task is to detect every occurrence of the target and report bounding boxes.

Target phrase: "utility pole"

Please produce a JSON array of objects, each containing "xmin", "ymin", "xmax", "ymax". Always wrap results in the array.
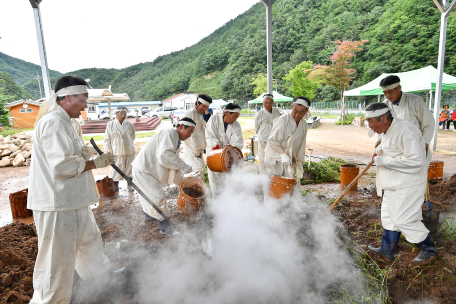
[
  {"xmin": 261, "ymin": 0, "xmax": 277, "ymax": 95},
  {"xmin": 29, "ymin": 0, "xmax": 52, "ymax": 99},
  {"xmin": 34, "ymin": 71, "xmax": 43, "ymax": 98}
]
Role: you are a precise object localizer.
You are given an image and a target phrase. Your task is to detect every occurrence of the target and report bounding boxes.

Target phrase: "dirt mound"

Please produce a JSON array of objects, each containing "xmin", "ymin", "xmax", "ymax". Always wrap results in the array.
[
  {"xmin": 0, "ymin": 222, "xmax": 38, "ymax": 304},
  {"xmin": 429, "ymin": 174, "xmax": 456, "ymax": 211}
]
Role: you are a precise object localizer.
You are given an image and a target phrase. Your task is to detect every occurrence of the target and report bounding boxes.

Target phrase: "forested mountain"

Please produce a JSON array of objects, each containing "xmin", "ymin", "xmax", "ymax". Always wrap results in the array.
[
  {"xmin": 0, "ymin": 71, "xmax": 33, "ymax": 125},
  {"xmin": 6, "ymin": 0, "xmax": 456, "ymax": 103}
]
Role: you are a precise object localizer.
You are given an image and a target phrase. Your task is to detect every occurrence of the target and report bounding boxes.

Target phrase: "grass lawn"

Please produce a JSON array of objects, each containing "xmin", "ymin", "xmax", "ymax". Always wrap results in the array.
[
  {"xmin": 0, "ymin": 127, "xmax": 34, "ymax": 137},
  {"xmin": 83, "ymin": 131, "xmax": 156, "ymax": 142}
]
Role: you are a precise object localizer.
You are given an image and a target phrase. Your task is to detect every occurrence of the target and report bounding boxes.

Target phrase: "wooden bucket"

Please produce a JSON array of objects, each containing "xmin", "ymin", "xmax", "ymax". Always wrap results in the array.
[
  {"xmin": 177, "ymin": 176, "xmax": 207, "ymax": 214},
  {"xmin": 9, "ymin": 189, "xmax": 33, "ymax": 219},
  {"xmin": 340, "ymin": 164, "xmax": 360, "ymax": 190},
  {"xmin": 269, "ymin": 175, "xmax": 297, "ymax": 199},
  {"xmin": 207, "ymin": 146, "xmax": 243, "ymax": 173},
  {"xmin": 428, "ymin": 161, "xmax": 444, "ymax": 180}
]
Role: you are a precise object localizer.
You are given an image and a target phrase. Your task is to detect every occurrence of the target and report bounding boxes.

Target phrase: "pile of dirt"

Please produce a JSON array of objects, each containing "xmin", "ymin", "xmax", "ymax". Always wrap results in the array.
[
  {"xmin": 0, "ymin": 222, "xmax": 38, "ymax": 304},
  {"xmin": 429, "ymin": 174, "xmax": 456, "ymax": 211},
  {"xmin": 333, "ymin": 186, "xmax": 456, "ymax": 304}
]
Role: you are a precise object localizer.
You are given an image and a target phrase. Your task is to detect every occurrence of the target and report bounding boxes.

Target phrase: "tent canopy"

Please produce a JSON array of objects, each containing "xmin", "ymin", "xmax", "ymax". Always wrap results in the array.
[
  {"xmin": 248, "ymin": 91, "xmax": 293, "ymax": 104},
  {"xmin": 344, "ymin": 66, "xmax": 456, "ymax": 96}
]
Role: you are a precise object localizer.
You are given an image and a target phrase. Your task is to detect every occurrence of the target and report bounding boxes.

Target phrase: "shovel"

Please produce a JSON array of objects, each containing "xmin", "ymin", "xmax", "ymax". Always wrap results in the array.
[
  {"xmin": 325, "ymin": 158, "xmax": 375, "ymax": 216},
  {"xmin": 302, "ymin": 148, "xmax": 315, "ymax": 181},
  {"xmin": 422, "ymin": 148, "xmax": 440, "ymax": 233},
  {"xmin": 90, "ymin": 139, "xmax": 177, "ymax": 234}
]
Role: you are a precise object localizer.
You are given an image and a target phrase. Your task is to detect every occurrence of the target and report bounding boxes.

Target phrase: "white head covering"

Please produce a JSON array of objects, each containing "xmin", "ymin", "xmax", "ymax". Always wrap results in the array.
[
  {"xmin": 262, "ymin": 94, "xmax": 274, "ymax": 102},
  {"xmin": 198, "ymin": 97, "xmax": 211, "ymax": 106},
  {"xmin": 116, "ymin": 106, "xmax": 128, "ymax": 113},
  {"xmin": 365, "ymin": 107, "xmax": 390, "ymax": 118},
  {"xmin": 293, "ymin": 98, "xmax": 310, "ymax": 108},
  {"xmin": 381, "ymin": 82, "xmax": 400, "ymax": 91},
  {"xmin": 178, "ymin": 119, "xmax": 196, "ymax": 127},
  {"xmin": 46, "ymin": 85, "xmax": 89, "ymax": 114}
]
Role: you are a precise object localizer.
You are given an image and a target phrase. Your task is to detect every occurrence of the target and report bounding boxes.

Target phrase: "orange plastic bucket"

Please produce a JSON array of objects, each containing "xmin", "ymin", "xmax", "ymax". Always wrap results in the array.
[
  {"xmin": 428, "ymin": 161, "xmax": 444, "ymax": 180},
  {"xmin": 340, "ymin": 164, "xmax": 360, "ymax": 190},
  {"xmin": 177, "ymin": 176, "xmax": 207, "ymax": 214},
  {"xmin": 9, "ymin": 189, "xmax": 33, "ymax": 220},
  {"xmin": 207, "ymin": 146, "xmax": 243, "ymax": 172},
  {"xmin": 269, "ymin": 175, "xmax": 297, "ymax": 199}
]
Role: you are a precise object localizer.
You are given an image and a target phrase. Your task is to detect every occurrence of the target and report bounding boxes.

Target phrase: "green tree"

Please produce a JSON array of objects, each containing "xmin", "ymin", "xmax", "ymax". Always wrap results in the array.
[
  {"xmin": 283, "ymin": 61, "xmax": 320, "ymax": 100},
  {"xmin": 0, "ymin": 72, "xmax": 32, "ymax": 125},
  {"xmin": 251, "ymin": 73, "xmax": 268, "ymax": 96}
]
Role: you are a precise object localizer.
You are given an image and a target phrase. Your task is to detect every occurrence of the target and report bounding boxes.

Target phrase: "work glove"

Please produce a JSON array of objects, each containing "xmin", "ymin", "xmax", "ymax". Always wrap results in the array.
[
  {"xmin": 212, "ymin": 144, "xmax": 220, "ymax": 150},
  {"xmin": 295, "ymin": 161, "xmax": 304, "ymax": 180},
  {"xmin": 374, "ymin": 156, "xmax": 385, "ymax": 167},
  {"xmin": 182, "ymin": 164, "xmax": 193, "ymax": 174},
  {"xmin": 193, "ymin": 146, "xmax": 202, "ymax": 157},
  {"xmin": 280, "ymin": 153, "xmax": 291, "ymax": 165},
  {"xmin": 93, "ymin": 152, "xmax": 115, "ymax": 168},
  {"xmin": 81, "ymin": 145, "xmax": 97, "ymax": 161}
]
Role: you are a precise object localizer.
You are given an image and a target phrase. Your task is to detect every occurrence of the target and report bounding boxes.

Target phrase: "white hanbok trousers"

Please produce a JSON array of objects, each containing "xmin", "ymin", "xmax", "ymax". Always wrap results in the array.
[
  {"xmin": 110, "ymin": 154, "xmax": 135, "ymax": 181},
  {"xmin": 381, "ymin": 182, "xmax": 429, "ymax": 244},
  {"xmin": 257, "ymin": 141, "xmax": 267, "ymax": 173},
  {"xmin": 183, "ymin": 146, "xmax": 205, "ymax": 179},
  {"xmin": 132, "ymin": 168, "xmax": 168, "ymax": 221},
  {"xmin": 30, "ymin": 207, "xmax": 110, "ymax": 304}
]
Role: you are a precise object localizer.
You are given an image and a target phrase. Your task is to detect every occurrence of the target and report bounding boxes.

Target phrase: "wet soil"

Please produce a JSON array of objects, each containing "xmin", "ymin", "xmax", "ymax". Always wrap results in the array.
[{"xmin": 329, "ymin": 175, "xmax": 456, "ymax": 304}]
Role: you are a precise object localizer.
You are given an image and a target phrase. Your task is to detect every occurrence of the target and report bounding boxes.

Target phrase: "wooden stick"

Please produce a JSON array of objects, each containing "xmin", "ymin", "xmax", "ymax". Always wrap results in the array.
[{"xmin": 325, "ymin": 159, "xmax": 375, "ymax": 216}]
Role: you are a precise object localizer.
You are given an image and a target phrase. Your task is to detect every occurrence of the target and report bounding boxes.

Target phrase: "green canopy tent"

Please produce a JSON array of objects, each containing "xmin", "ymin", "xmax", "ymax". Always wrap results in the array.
[{"xmin": 344, "ymin": 66, "xmax": 456, "ymax": 98}]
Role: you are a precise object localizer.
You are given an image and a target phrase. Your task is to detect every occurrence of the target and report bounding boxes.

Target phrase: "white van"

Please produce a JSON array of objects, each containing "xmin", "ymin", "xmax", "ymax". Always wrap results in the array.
[{"xmin": 147, "ymin": 106, "xmax": 178, "ymax": 119}]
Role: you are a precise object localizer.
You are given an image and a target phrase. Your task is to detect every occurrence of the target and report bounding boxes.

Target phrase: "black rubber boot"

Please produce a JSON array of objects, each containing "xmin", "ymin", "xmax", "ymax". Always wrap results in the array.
[
  {"xmin": 127, "ymin": 179, "xmax": 134, "ymax": 192},
  {"xmin": 413, "ymin": 234, "xmax": 438, "ymax": 263},
  {"xmin": 114, "ymin": 181, "xmax": 119, "ymax": 192},
  {"xmin": 368, "ymin": 229, "xmax": 401, "ymax": 260}
]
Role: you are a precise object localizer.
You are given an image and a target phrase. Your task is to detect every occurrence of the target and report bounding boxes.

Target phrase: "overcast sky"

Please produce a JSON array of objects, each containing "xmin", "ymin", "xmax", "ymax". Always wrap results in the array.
[{"xmin": 0, "ymin": 0, "xmax": 260, "ymax": 73}]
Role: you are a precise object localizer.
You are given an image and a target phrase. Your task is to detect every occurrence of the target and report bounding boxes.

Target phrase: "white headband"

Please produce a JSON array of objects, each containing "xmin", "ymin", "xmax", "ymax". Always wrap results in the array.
[
  {"xmin": 46, "ymin": 85, "xmax": 89, "ymax": 114},
  {"xmin": 178, "ymin": 120, "xmax": 196, "ymax": 127},
  {"xmin": 198, "ymin": 98, "xmax": 210, "ymax": 106},
  {"xmin": 116, "ymin": 107, "xmax": 128, "ymax": 113},
  {"xmin": 381, "ymin": 82, "xmax": 400, "ymax": 91},
  {"xmin": 366, "ymin": 108, "xmax": 390, "ymax": 118},
  {"xmin": 226, "ymin": 108, "xmax": 241, "ymax": 113},
  {"xmin": 262, "ymin": 95, "xmax": 274, "ymax": 102},
  {"xmin": 294, "ymin": 98, "xmax": 310, "ymax": 108}
]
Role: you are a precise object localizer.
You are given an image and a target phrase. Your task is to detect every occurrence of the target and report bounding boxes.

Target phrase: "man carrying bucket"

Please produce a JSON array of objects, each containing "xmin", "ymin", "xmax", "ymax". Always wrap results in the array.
[
  {"xmin": 28, "ymin": 76, "xmax": 115, "ymax": 303},
  {"xmin": 104, "ymin": 106, "xmax": 137, "ymax": 192},
  {"xmin": 205, "ymin": 103, "xmax": 244, "ymax": 198},
  {"xmin": 264, "ymin": 96, "xmax": 309, "ymax": 182},
  {"xmin": 366, "ymin": 102, "xmax": 438, "ymax": 263},
  {"xmin": 183, "ymin": 94, "xmax": 212, "ymax": 179},
  {"xmin": 131, "ymin": 117, "xmax": 195, "ymax": 235},
  {"xmin": 254, "ymin": 93, "xmax": 281, "ymax": 173}
]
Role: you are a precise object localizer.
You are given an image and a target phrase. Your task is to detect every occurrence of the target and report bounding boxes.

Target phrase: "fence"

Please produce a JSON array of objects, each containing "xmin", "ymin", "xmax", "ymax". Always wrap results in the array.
[{"xmin": 311, "ymin": 101, "xmax": 366, "ymax": 109}]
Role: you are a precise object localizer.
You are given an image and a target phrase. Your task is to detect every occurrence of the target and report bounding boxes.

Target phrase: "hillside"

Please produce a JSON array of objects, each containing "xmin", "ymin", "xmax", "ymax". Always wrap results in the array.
[{"xmin": 8, "ymin": 0, "xmax": 456, "ymax": 102}]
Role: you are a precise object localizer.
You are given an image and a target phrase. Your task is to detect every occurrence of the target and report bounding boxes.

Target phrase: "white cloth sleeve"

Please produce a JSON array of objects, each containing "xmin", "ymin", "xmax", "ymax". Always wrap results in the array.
[
  {"xmin": 205, "ymin": 116, "xmax": 221, "ymax": 149},
  {"xmin": 381, "ymin": 131, "xmax": 425, "ymax": 174},
  {"xmin": 267, "ymin": 117, "xmax": 285, "ymax": 156},
  {"xmin": 230, "ymin": 122, "xmax": 244, "ymax": 150},
  {"xmin": 254, "ymin": 111, "xmax": 261, "ymax": 134},
  {"xmin": 103, "ymin": 123, "xmax": 113, "ymax": 154},
  {"xmin": 157, "ymin": 133, "xmax": 186, "ymax": 170},
  {"xmin": 42, "ymin": 128, "xmax": 86, "ymax": 180},
  {"xmin": 416, "ymin": 100, "xmax": 435, "ymax": 144}
]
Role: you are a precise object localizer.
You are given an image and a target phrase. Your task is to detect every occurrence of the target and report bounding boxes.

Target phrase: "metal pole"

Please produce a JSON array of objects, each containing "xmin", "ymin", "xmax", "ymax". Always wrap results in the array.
[
  {"xmin": 35, "ymin": 71, "xmax": 42, "ymax": 98},
  {"xmin": 108, "ymin": 98, "xmax": 112, "ymax": 120},
  {"xmin": 31, "ymin": 1, "xmax": 51, "ymax": 99},
  {"xmin": 262, "ymin": 0, "xmax": 276, "ymax": 94},
  {"xmin": 432, "ymin": 13, "xmax": 448, "ymax": 151},
  {"xmin": 429, "ymin": 90, "xmax": 433, "ymax": 110}
]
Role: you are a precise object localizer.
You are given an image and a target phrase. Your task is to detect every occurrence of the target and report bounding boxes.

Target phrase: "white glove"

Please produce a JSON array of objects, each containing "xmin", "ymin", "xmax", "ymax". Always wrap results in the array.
[
  {"xmin": 93, "ymin": 152, "xmax": 115, "ymax": 168},
  {"xmin": 280, "ymin": 153, "xmax": 291, "ymax": 165},
  {"xmin": 374, "ymin": 156, "xmax": 385, "ymax": 167},
  {"xmin": 182, "ymin": 164, "xmax": 193, "ymax": 174},
  {"xmin": 81, "ymin": 145, "xmax": 96, "ymax": 160},
  {"xmin": 295, "ymin": 161, "xmax": 304, "ymax": 180}
]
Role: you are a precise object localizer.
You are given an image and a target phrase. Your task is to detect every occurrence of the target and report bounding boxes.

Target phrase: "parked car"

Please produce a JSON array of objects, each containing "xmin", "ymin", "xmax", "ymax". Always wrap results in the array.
[
  {"xmin": 126, "ymin": 107, "xmax": 140, "ymax": 118},
  {"xmin": 171, "ymin": 110, "xmax": 188, "ymax": 127},
  {"xmin": 98, "ymin": 108, "xmax": 117, "ymax": 120},
  {"xmin": 141, "ymin": 107, "xmax": 150, "ymax": 116},
  {"xmin": 147, "ymin": 107, "xmax": 178, "ymax": 119}
]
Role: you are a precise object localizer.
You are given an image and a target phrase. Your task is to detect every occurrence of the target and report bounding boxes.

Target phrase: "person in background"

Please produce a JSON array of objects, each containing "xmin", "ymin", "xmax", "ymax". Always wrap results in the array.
[
  {"xmin": 366, "ymin": 102, "xmax": 437, "ymax": 263},
  {"xmin": 264, "ymin": 96, "xmax": 309, "ymax": 182},
  {"xmin": 131, "ymin": 118, "xmax": 195, "ymax": 235},
  {"xmin": 450, "ymin": 108, "xmax": 456, "ymax": 131},
  {"xmin": 438, "ymin": 104, "xmax": 451, "ymax": 130},
  {"xmin": 205, "ymin": 103, "xmax": 244, "ymax": 199},
  {"xmin": 203, "ymin": 106, "xmax": 213, "ymax": 123},
  {"xmin": 183, "ymin": 94, "xmax": 212, "ymax": 179},
  {"xmin": 104, "ymin": 106, "xmax": 136, "ymax": 192},
  {"xmin": 254, "ymin": 93, "xmax": 281, "ymax": 173}
]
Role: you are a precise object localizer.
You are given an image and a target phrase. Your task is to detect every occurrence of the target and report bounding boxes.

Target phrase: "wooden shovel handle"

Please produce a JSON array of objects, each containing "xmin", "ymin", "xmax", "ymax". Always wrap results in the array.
[{"xmin": 325, "ymin": 159, "xmax": 375, "ymax": 216}]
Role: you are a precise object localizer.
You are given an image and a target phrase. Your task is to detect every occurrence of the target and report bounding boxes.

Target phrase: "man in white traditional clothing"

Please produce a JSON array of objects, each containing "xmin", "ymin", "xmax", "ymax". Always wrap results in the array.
[
  {"xmin": 104, "ymin": 106, "xmax": 136, "ymax": 192},
  {"xmin": 131, "ymin": 117, "xmax": 195, "ymax": 234},
  {"xmin": 183, "ymin": 94, "xmax": 212, "ymax": 179},
  {"xmin": 376, "ymin": 75, "xmax": 435, "ymax": 152},
  {"xmin": 264, "ymin": 96, "xmax": 309, "ymax": 182},
  {"xmin": 205, "ymin": 103, "xmax": 244, "ymax": 198},
  {"xmin": 366, "ymin": 102, "xmax": 438, "ymax": 263},
  {"xmin": 254, "ymin": 93, "xmax": 281, "ymax": 173},
  {"xmin": 28, "ymin": 76, "xmax": 115, "ymax": 304}
]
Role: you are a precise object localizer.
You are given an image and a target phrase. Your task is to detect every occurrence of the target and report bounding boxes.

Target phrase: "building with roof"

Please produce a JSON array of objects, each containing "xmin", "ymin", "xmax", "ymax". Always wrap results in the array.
[
  {"xmin": 4, "ymin": 98, "xmax": 45, "ymax": 129},
  {"xmin": 85, "ymin": 86, "xmax": 131, "ymax": 120},
  {"xmin": 162, "ymin": 92, "xmax": 197, "ymax": 110}
]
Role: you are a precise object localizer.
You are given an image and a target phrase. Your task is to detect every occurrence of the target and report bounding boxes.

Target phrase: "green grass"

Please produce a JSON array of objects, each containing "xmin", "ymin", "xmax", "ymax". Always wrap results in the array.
[
  {"xmin": 439, "ymin": 218, "xmax": 456, "ymax": 241},
  {"xmin": 301, "ymin": 157, "xmax": 349, "ymax": 184},
  {"xmin": 0, "ymin": 127, "xmax": 34, "ymax": 137},
  {"xmin": 83, "ymin": 132, "xmax": 156, "ymax": 142},
  {"xmin": 137, "ymin": 132, "xmax": 156, "ymax": 138}
]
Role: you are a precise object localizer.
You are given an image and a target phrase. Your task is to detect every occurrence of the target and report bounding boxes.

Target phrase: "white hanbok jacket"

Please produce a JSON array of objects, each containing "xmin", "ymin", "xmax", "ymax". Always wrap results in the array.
[
  {"xmin": 205, "ymin": 113, "xmax": 244, "ymax": 150},
  {"xmin": 380, "ymin": 93, "xmax": 435, "ymax": 144},
  {"xmin": 264, "ymin": 113, "xmax": 308, "ymax": 179},
  {"xmin": 376, "ymin": 118, "xmax": 428, "ymax": 196},
  {"xmin": 28, "ymin": 106, "xmax": 98, "ymax": 211},
  {"xmin": 131, "ymin": 128, "xmax": 185, "ymax": 186},
  {"xmin": 254, "ymin": 108, "xmax": 281, "ymax": 143},
  {"xmin": 104, "ymin": 119, "xmax": 136, "ymax": 156},
  {"xmin": 184, "ymin": 107, "xmax": 206, "ymax": 154}
]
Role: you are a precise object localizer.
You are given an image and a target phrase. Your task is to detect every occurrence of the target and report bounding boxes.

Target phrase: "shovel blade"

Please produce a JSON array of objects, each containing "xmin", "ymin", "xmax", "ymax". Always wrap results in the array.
[{"xmin": 422, "ymin": 209, "xmax": 440, "ymax": 234}]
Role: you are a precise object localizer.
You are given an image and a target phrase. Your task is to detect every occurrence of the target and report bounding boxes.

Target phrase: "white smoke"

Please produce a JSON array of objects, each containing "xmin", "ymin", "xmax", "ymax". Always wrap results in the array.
[{"xmin": 134, "ymin": 169, "xmax": 366, "ymax": 304}]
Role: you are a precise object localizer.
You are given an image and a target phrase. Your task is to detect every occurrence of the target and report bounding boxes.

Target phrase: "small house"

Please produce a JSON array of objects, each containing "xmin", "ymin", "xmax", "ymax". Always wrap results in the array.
[
  {"xmin": 4, "ymin": 98, "xmax": 44, "ymax": 129},
  {"xmin": 162, "ymin": 92, "xmax": 197, "ymax": 110}
]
